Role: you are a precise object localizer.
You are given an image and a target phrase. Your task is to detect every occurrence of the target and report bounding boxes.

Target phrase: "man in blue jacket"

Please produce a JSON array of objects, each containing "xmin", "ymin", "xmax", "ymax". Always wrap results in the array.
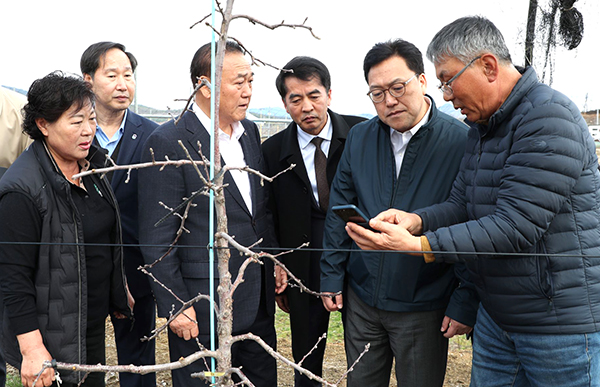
[
  {"xmin": 348, "ymin": 17, "xmax": 600, "ymax": 387},
  {"xmin": 320, "ymin": 39, "xmax": 479, "ymax": 387}
]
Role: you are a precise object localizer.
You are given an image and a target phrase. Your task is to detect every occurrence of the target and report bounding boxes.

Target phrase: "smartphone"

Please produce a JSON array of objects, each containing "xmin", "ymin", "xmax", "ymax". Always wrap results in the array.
[{"xmin": 331, "ymin": 204, "xmax": 377, "ymax": 232}]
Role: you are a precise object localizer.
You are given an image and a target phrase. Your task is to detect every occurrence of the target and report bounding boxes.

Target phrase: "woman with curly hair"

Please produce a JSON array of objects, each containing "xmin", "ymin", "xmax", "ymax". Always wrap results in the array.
[{"xmin": 0, "ymin": 71, "xmax": 132, "ymax": 387}]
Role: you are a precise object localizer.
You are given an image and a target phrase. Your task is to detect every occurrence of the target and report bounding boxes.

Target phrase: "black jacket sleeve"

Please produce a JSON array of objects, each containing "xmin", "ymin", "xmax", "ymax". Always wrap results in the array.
[{"xmin": 0, "ymin": 192, "xmax": 42, "ymax": 335}]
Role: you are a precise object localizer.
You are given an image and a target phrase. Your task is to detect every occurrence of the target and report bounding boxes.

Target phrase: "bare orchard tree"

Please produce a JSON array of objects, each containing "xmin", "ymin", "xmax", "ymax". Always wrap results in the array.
[{"xmin": 33, "ymin": 1, "xmax": 368, "ymax": 386}]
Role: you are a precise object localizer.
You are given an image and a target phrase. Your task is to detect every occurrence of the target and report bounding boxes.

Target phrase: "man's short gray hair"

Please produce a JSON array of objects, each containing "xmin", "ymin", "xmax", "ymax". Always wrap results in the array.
[{"xmin": 427, "ymin": 16, "xmax": 512, "ymax": 65}]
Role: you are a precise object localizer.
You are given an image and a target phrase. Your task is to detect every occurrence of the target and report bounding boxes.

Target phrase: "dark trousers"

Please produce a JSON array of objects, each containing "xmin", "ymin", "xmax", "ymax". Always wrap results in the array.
[
  {"xmin": 287, "ymin": 247, "xmax": 331, "ymax": 387},
  {"xmin": 344, "ymin": 287, "xmax": 448, "ymax": 387},
  {"xmin": 168, "ymin": 295, "xmax": 277, "ymax": 387},
  {"xmin": 289, "ymin": 290, "xmax": 330, "ymax": 387},
  {"xmin": 110, "ymin": 293, "xmax": 156, "ymax": 387}
]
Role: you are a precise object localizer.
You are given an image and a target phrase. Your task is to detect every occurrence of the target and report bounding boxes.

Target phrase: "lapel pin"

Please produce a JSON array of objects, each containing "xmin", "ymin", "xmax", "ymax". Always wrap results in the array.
[{"xmin": 132, "ymin": 133, "xmax": 138, "ymax": 140}]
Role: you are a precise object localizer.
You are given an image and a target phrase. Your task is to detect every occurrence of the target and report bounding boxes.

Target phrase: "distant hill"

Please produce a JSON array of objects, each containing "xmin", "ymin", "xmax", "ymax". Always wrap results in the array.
[
  {"xmin": 250, "ymin": 106, "xmax": 375, "ymax": 120},
  {"xmin": 1, "ymin": 85, "xmax": 27, "ymax": 95},
  {"xmin": 356, "ymin": 113, "xmax": 375, "ymax": 119},
  {"xmin": 249, "ymin": 107, "xmax": 290, "ymax": 119},
  {"xmin": 135, "ymin": 104, "xmax": 181, "ymax": 116}
]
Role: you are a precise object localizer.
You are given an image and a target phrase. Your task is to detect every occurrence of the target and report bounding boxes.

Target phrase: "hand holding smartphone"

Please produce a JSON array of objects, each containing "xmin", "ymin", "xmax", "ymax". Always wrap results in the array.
[{"xmin": 331, "ymin": 204, "xmax": 378, "ymax": 232}]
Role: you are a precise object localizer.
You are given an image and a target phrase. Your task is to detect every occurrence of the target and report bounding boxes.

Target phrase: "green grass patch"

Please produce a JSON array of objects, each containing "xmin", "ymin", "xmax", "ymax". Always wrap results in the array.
[
  {"xmin": 326, "ymin": 311, "xmax": 344, "ymax": 343},
  {"xmin": 275, "ymin": 308, "xmax": 345, "ymax": 344},
  {"xmin": 6, "ymin": 373, "xmax": 21, "ymax": 387},
  {"xmin": 449, "ymin": 333, "xmax": 472, "ymax": 350},
  {"xmin": 274, "ymin": 308, "xmax": 292, "ymax": 340}
]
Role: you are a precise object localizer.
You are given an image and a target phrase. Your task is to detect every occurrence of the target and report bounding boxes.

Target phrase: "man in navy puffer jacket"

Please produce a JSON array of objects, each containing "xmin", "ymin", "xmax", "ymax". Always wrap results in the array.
[{"xmin": 347, "ymin": 16, "xmax": 600, "ymax": 387}]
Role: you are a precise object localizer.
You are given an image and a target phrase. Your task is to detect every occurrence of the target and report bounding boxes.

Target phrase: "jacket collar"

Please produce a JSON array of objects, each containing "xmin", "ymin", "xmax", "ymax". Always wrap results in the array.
[
  {"xmin": 278, "ymin": 109, "xmax": 348, "ymax": 162},
  {"xmin": 467, "ymin": 67, "xmax": 536, "ymax": 136},
  {"xmin": 30, "ymin": 140, "xmax": 108, "ymax": 198},
  {"xmin": 115, "ymin": 109, "xmax": 143, "ymax": 164}
]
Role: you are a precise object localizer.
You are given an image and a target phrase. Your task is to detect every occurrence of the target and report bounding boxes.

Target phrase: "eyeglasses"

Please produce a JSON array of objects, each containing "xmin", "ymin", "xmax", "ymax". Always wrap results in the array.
[
  {"xmin": 438, "ymin": 56, "xmax": 481, "ymax": 97},
  {"xmin": 367, "ymin": 73, "xmax": 419, "ymax": 103}
]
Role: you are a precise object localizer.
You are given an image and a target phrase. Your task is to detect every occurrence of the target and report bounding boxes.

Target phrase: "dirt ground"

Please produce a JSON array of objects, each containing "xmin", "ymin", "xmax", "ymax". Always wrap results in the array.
[{"xmin": 101, "ymin": 317, "xmax": 472, "ymax": 387}]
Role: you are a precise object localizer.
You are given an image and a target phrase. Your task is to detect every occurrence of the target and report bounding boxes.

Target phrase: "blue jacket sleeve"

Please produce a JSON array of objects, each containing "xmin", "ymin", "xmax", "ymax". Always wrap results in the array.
[
  {"xmin": 425, "ymin": 103, "xmax": 588, "ymax": 263},
  {"xmin": 444, "ymin": 262, "xmax": 479, "ymax": 326}
]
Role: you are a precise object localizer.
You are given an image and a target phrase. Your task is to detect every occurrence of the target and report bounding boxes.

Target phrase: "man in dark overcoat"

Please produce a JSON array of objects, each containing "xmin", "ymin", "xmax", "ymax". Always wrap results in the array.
[{"xmin": 262, "ymin": 56, "xmax": 365, "ymax": 387}]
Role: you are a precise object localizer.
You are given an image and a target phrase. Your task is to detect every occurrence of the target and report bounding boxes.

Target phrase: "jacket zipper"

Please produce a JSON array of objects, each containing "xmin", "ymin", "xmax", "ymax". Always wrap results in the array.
[
  {"xmin": 102, "ymin": 175, "xmax": 130, "ymax": 317},
  {"xmin": 475, "ymin": 131, "xmax": 485, "ymax": 291},
  {"xmin": 71, "ymin": 205, "xmax": 83, "ymax": 374},
  {"xmin": 536, "ymin": 241, "xmax": 554, "ymax": 312},
  {"xmin": 373, "ymin": 145, "xmax": 400, "ymax": 304}
]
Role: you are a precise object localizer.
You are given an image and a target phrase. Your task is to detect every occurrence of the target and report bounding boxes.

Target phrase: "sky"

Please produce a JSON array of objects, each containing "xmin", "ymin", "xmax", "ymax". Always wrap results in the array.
[{"xmin": 2, "ymin": 0, "xmax": 599, "ymax": 118}]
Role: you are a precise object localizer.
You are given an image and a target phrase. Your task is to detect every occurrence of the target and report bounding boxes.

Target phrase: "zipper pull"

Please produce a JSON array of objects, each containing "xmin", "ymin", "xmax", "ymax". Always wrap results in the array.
[{"xmin": 93, "ymin": 183, "xmax": 103, "ymax": 198}]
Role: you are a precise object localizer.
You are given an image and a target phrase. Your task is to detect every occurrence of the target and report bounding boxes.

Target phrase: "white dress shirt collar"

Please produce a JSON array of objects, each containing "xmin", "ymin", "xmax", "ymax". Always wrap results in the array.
[
  {"xmin": 389, "ymin": 97, "xmax": 432, "ymax": 176},
  {"xmin": 297, "ymin": 113, "xmax": 333, "ymax": 152},
  {"xmin": 192, "ymin": 102, "xmax": 253, "ymax": 215},
  {"xmin": 296, "ymin": 113, "xmax": 332, "ymax": 207}
]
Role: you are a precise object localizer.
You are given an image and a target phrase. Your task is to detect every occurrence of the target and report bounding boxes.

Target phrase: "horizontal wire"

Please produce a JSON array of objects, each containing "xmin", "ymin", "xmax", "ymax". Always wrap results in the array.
[{"xmin": 0, "ymin": 240, "xmax": 599, "ymax": 259}]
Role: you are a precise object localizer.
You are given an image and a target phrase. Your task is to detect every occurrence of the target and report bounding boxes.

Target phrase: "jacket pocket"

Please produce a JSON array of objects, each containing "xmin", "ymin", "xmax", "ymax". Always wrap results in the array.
[{"xmin": 535, "ymin": 241, "xmax": 554, "ymax": 300}]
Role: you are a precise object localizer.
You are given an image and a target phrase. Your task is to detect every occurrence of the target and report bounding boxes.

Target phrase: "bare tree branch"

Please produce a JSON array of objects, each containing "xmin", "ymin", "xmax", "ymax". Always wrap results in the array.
[
  {"xmin": 72, "ymin": 158, "xmax": 208, "ymax": 180},
  {"xmin": 298, "ymin": 333, "xmax": 327, "ymax": 368},
  {"xmin": 202, "ymin": 23, "xmax": 296, "ymax": 72},
  {"xmin": 216, "ymin": 232, "xmax": 340, "ymax": 299},
  {"xmin": 231, "ymin": 15, "xmax": 320, "ymax": 39},
  {"xmin": 190, "ymin": 13, "xmax": 212, "ymax": 29},
  {"xmin": 335, "ymin": 343, "xmax": 371, "ymax": 385},
  {"xmin": 36, "ymin": 330, "xmax": 368, "ymax": 387},
  {"xmin": 230, "ymin": 333, "xmax": 337, "ymax": 387},
  {"xmin": 175, "ymin": 78, "xmax": 211, "ymax": 125},
  {"xmin": 141, "ymin": 198, "xmax": 195, "ymax": 269},
  {"xmin": 223, "ymin": 163, "xmax": 295, "ymax": 185},
  {"xmin": 191, "ymin": 367, "xmax": 255, "ymax": 386},
  {"xmin": 141, "ymin": 292, "xmax": 217, "ymax": 341},
  {"xmin": 43, "ymin": 349, "xmax": 218, "ymax": 375}
]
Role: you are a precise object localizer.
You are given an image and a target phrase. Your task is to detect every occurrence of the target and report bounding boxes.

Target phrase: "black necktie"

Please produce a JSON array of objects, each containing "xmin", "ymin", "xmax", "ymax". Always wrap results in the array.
[{"xmin": 311, "ymin": 137, "xmax": 329, "ymax": 211}]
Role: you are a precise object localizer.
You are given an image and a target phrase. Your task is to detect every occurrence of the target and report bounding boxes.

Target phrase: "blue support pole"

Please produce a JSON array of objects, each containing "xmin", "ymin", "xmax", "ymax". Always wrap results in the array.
[{"xmin": 209, "ymin": 0, "xmax": 217, "ymax": 379}]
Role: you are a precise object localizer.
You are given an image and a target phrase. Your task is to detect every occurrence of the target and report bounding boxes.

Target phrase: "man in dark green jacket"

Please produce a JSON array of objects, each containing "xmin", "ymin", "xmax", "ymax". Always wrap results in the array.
[{"xmin": 320, "ymin": 39, "xmax": 479, "ymax": 387}]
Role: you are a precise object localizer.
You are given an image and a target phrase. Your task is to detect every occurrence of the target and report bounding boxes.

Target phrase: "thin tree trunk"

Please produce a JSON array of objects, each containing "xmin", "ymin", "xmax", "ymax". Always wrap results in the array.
[{"xmin": 214, "ymin": 1, "xmax": 236, "ymax": 385}]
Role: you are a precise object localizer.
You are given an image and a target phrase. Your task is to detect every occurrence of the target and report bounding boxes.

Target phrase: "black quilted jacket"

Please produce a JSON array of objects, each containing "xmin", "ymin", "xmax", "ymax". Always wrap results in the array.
[{"xmin": 0, "ymin": 141, "xmax": 130, "ymax": 382}]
